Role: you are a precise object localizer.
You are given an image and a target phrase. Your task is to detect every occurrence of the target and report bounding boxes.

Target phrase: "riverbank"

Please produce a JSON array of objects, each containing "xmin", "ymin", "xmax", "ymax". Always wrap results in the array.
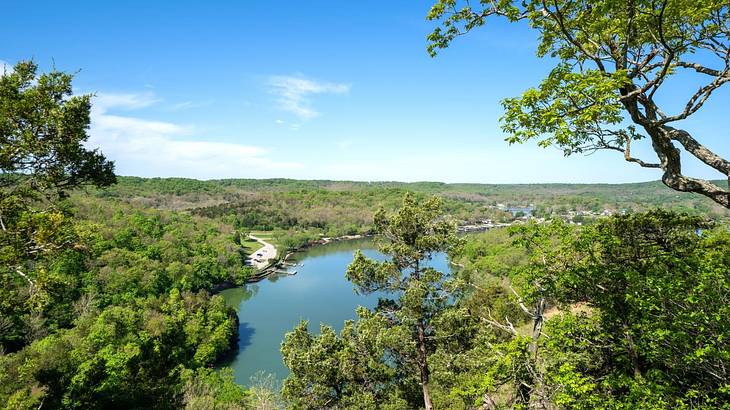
[
  {"xmin": 244, "ymin": 220, "xmax": 524, "ymax": 284},
  {"xmin": 220, "ymin": 240, "xmax": 453, "ymax": 385},
  {"xmin": 245, "ymin": 234, "xmax": 371, "ymax": 283},
  {"xmin": 243, "ymin": 223, "xmax": 518, "ymax": 284}
]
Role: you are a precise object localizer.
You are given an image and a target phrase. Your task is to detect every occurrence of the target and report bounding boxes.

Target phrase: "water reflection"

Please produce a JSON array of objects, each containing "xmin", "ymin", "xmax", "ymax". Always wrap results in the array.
[
  {"xmin": 222, "ymin": 285, "xmax": 258, "ymax": 312},
  {"xmin": 238, "ymin": 322, "xmax": 255, "ymax": 350}
]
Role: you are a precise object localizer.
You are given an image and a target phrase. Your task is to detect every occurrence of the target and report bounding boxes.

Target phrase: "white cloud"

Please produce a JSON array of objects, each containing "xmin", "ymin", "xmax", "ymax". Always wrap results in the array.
[
  {"xmin": 268, "ymin": 75, "xmax": 349, "ymax": 120},
  {"xmin": 0, "ymin": 60, "xmax": 12, "ymax": 76},
  {"xmin": 94, "ymin": 92, "xmax": 158, "ymax": 111},
  {"xmin": 93, "ymin": 113, "xmax": 190, "ymax": 137},
  {"xmin": 88, "ymin": 92, "xmax": 302, "ymax": 179}
]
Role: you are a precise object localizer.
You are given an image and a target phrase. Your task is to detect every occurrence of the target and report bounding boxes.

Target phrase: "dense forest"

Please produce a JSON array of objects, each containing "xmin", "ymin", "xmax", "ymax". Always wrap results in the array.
[
  {"xmin": 3, "ymin": 0, "xmax": 730, "ymax": 406},
  {"xmin": 0, "ymin": 63, "xmax": 727, "ymax": 405},
  {"xmin": 280, "ymin": 199, "xmax": 730, "ymax": 409},
  {"xmin": 100, "ymin": 176, "xmax": 730, "ymax": 218},
  {"xmin": 4, "ymin": 176, "xmax": 730, "ymax": 408},
  {"xmin": 86, "ymin": 176, "xmax": 730, "ymax": 253}
]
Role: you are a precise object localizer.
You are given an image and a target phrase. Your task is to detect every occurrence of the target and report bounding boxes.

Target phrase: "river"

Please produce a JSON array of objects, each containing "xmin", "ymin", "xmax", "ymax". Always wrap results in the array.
[{"xmin": 218, "ymin": 238, "xmax": 451, "ymax": 385}]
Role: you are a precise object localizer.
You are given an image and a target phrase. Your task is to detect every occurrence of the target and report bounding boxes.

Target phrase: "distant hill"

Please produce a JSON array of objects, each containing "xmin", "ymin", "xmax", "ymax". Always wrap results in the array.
[{"xmin": 89, "ymin": 176, "xmax": 729, "ymax": 219}]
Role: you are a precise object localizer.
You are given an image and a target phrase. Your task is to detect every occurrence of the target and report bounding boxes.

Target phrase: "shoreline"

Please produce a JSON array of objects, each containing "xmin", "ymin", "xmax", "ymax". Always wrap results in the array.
[
  {"xmin": 221, "ymin": 223, "xmax": 510, "ymax": 289},
  {"xmin": 245, "ymin": 233, "xmax": 372, "ymax": 283},
  {"xmin": 241, "ymin": 222, "xmax": 515, "ymax": 285}
]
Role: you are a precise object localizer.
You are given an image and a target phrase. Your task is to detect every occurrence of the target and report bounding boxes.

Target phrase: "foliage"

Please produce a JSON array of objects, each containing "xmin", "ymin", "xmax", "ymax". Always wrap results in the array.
[
  {"xmin": 0, "ymin": 290, "xmax": 238, "ymax": 409},
  {"xmin": 281, "ymin": 194, "xmax": 461, "ymax": 409},
  {"xmin": 281, "ymin": 313, "xmax": 405, "ymax": 409},
  {"xmin": 0, "ymin": 60, "xmax": 115, "ymax": 198},
  {"xmin": 73, "ymin": 196, "xmax": 253, "ymax": 301},
  {"xmin": 464, "ymin": 211, "xmax": 730, "ymax": 408},
  {"xmin": 0, "ymin": 63, "xmax": 250, "ymax": 409},
  {"xmin": 2, "ymin": 60, "xmax": 729, "ymax": 409},
  {"xmin": 181, "ymin": 368, "xmax": 250, "ymax": 410},
  {"xmin": 101, "ymin": 176, "xmax": 730, "ymax": 220},
  {"xmin": 427, "ymin": 0, "xmax": 730, "ymax": 207},
  {"xmin": 0, "ymin": 61, "xmax": 115, "ymax": 353}
]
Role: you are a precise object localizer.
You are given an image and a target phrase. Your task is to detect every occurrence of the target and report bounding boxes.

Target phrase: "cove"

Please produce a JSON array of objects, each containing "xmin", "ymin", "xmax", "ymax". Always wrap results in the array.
[{"xmin": 219, "ymin": 238, "xmax": 451, "ymax": 385}]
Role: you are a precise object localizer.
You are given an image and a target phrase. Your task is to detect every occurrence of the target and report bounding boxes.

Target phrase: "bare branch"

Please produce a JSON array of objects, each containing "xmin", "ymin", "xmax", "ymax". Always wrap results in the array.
[
  {"xmin": 676, "ymin": 61, "xmax": 730, "ymax": 78},
  {"xmin": 665, "ymin": 127, "xmax": 730, "ymax": 175}
]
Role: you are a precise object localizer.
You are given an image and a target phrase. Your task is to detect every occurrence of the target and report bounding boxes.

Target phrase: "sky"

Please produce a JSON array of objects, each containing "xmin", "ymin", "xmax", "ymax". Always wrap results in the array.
[{"xmin": 2, "ymin": 1, "xmax": 728, "ymax": 184}]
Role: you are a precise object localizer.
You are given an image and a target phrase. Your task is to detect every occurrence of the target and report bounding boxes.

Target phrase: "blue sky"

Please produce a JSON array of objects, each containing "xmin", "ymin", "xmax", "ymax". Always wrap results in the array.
[{"xmin": 2, "ymin": 1, "xmax": 728, "ymax": 183}]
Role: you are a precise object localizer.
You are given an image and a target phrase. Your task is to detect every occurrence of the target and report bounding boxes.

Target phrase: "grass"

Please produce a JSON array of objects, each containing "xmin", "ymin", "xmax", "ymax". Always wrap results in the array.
[
  {"xmin": 247, "ymin": 230, "xmax": 283, "ymax": 249},
  {"xmin": 240, "ymin": 238, "xmax": 261, "ymax": 254}
]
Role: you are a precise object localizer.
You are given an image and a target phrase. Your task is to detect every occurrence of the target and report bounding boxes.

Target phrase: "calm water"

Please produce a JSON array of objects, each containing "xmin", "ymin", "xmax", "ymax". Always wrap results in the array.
[{"xmin": 219, "ymin": 238, "xmax": 450, "ymax": 385}]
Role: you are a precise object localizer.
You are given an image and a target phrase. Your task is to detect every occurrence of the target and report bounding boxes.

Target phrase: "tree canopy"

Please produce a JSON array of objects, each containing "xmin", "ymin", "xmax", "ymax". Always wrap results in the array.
[
  {"xmin": 498, "ymin": 211, "xmax": 730, "ymax": 408},
  {"xmin": 0, "ymin": 63, "xmax": 251, "ymax": 410},
  {"xmin": 0, "ymin": 61, "xmax": 115, "ymax": 197},
  {"xmin": 428, "ymin": 0, "xmax": 730, "ymax": 208},
  {"xmin": 281, "ymin": 194, "xmax": 463, "ymax": 409},
  {"xmin": 0, "ymin": 61, "xmax": 116, "ymax": 353}
]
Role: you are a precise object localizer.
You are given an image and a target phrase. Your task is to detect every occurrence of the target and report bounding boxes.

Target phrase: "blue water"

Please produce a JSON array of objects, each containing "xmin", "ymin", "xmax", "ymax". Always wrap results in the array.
[{"xmin": 219, "ymin": 239, "xmax": 450, "ymax": 385}]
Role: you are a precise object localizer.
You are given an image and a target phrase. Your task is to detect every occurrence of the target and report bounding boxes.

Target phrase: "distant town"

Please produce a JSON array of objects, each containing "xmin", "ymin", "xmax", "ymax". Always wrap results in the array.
[{"xmin": 458, "ymin": 203, "xmax": 622, "ymax": 232}]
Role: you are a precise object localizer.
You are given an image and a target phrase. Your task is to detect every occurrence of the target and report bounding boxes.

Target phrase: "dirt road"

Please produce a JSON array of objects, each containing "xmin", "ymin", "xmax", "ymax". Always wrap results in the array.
[{"xmin": 248, "ymin": 235, "xmax": 277, "ymax": 269}]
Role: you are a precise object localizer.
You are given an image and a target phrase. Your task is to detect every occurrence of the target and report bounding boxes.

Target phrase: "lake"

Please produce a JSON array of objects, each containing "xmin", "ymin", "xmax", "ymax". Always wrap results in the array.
[{"xmin": 218, "ymin": 238, "xmax": 451, "ymax": 385}]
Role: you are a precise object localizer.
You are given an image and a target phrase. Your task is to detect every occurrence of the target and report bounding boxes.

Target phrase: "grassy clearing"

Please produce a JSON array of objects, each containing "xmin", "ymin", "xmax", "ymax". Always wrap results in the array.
[
  {"xmin": 240, "ymin": 238, "xmax": 261, "ymax": 254},
  {"xmin": 247, "ymin": 230, "xmax": 283, "ymax": 249}
]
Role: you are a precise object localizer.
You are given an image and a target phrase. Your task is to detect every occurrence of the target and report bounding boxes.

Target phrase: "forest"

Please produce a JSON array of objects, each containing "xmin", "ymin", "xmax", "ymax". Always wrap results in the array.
[
  {"xmin": 1, "ymin": 59, "xmax": 729, "ymax": 410},
  {"xmin": 3, "ymin": 0, "xmax": 730, "ymax": 408},
  {"xmin": 3, "ymin": 172, "xmax": 730, "ymax": 408}
]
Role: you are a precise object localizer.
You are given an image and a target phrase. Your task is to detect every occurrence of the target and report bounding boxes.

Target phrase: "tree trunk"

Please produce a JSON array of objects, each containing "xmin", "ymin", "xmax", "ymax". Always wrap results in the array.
[
  {"xmin": 652, "ymin": 128, "xmax": 730, "ymax": 209},
  {"xmin": 417, "ymin": 321, "xmax": 433, "ymax": 410},
  {"xmin": 529, "ymin": 298, "xmax": 545, "ymax": 357},
  {"xmin": 622, "ymin": 321, "xmax": 643, "ymax": 378},
  {"xmin": 619, "ymin": 87, "xmax": 730, "ymax": 209},
  {"xmin": 529, "ymin": 298, "xmax": 548, "ymax": 410},
  {"xmin": 480, "ymin": 393, "xmax": 497, "ymax": 409}
]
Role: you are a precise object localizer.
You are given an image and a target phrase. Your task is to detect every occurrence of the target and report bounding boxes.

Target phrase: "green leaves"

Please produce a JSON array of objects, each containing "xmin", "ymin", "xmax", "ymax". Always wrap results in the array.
[
  {"xmin": 0, "ymin": 61, "xmax": 116, "ymax": 355},
  {"xmin": 180, "ymin": 368, "xmax": 250, "ymax": 409},
  {"xmin": 501, "ymin": 65, "xmax": 630, "ymax": 154},
  {"xmin": 426, "ymin": 0, "xmax": 524, "ymax": 57},
  {"xmin": 428, "ymin": 0, "xmax": 730, "ymax": 207},
  {"xmin": 17, "ymin": 290, "xmax": 237, "ymax": 409},
  {"xmin": 0, "ymin": 61, "xmax": 115, "ymax": 198},
  {"xmin": 0, "ymin": 62, "xmax": 258, "ymax": 408},
  {"xmin": 345, "ymin": 250, "xmax": 400, "ymax": 295},
  {"xmin": 283, "ymin": 195, "xmax": 462, "ymax": 408},
  {"xmin": 281, "ymin": 316, "xmax": 396, "ymax": 409},
  {"xmin": 510, "ymin": 211, "xmax": 730, "ymax": 407}
]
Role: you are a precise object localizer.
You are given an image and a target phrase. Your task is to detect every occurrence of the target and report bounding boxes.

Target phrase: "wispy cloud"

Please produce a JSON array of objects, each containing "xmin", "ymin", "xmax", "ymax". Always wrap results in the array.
[
  {"xmin": 167, "ymin": 100, "xmax": 214, "ymax": 111},
  {"xmin": 268, "ymin": 75, "xmax": 349, "ymax": 120},
  {"xmin": 88, "ymin": 91, "xmax": 302, "ymax": 179}
]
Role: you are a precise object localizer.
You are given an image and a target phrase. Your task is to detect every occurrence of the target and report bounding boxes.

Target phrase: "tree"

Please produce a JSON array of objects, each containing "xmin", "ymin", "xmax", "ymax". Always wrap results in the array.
[
  {"xmin": 345, "ymin": 194, "xmax": 461, "ymax": 409},
  {"xmin": 181, "ymin": 368, "xmax": 250, "ymax": 410},
  {"xmin": 504, "ymin": 211, "xmax": 730, "ymax": 407},
  {"xmin": 280, "ymin": 194, "xmax": 461, "ymax": 409},
  {"xmin": 281, "ymin": 312, "xmax": 401, "ymax": 409},
  {"xmin": 427, "ymin": 1, "xmax": 730, "ymax": 208},
  {"xmin": 0, "ymin": 61, "xmax": 115, "ymax": 352},
  {"xmin": 0, "ymin": 289, "xmax": 239, "ymax": 409},
  {"xmin": 0, "ymin": 61, "xmax": 116, "ymax": 197}
]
